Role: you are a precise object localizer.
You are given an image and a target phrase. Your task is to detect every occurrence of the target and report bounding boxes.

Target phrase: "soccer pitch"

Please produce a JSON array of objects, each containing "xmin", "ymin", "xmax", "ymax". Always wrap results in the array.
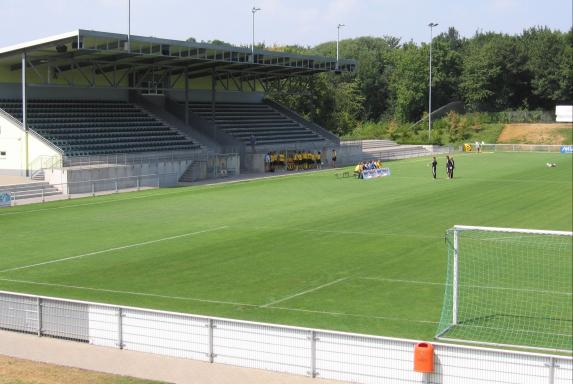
[{"xmin": 0, "ymin": 152, "xmax": 571, "ymax": 342}]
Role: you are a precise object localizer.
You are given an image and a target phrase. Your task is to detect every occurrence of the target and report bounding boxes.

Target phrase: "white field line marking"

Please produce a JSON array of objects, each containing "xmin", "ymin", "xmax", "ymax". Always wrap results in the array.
[
  {"xmin": 0, "ymin": 168, "xmax": 338, "ymax": 217},
  {"xmin": 391, "ymin": 175, "xmax": 571, "ymax": 185},
  {"xmin": 0, "ymin": 278, "xmax": 256, "ymax": 307},
  {"xmin": 0, "ymin": 277, "xmax": 438, "ymax": 325},
  {"xmin": 260, "ymin": 277, "xmax": 348, "ymax": 308},
  {"xmin": 269, "ymin": 305, "xmax": 439, "ymax": 325},
  {"xmin": 358, "ymin": 276, "xmax": 572, "ymax": 296},
  {"xmin": 358, "ymin": 277, "xmax": 444, "ymax": 286},
  {"xmin": 0, "ymin": 226, "xmax": 228, "ymax": 274},
  {"xmin": 251, "ymin": 227, "xmax": 439, "ymax": 239}
]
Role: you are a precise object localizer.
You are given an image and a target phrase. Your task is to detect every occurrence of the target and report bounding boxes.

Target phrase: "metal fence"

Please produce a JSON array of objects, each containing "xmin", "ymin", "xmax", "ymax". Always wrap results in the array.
[
  {"xmin": 480, "ymin": 144, "xmax": 566, "ymax": 153},
  {"xmin": 0, "ymin": 291, "xmax": 570, "ymax": 384},
  {"xmin": 0, "ymin": 173, "xmax": 176, "ymax": 205}
]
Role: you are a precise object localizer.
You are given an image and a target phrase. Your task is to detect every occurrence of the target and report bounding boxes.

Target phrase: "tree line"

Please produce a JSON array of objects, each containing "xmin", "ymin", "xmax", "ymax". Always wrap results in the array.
[{"xmin": 265, "ymin": 26, "xmax": 572, "ymax": 137}]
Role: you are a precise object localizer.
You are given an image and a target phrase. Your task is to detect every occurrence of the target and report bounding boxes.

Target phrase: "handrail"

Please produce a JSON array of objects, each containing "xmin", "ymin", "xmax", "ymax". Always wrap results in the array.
[{"xmin": 0, "ymin": 107, "xmax": 64, "ymax": 154}]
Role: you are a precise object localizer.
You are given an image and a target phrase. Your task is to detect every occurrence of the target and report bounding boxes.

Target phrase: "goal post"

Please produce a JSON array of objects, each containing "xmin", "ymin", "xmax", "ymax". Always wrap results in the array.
[{"xmin": 436, "ymin": 225, "xmax": 573, "ymax": 352}]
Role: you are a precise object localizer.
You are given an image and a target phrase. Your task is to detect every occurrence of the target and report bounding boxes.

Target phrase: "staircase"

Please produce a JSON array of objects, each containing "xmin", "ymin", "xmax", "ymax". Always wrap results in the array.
[
  {"xmin": 178, "ymin": 161, "xmax": 205, "ymax": 183},
  {"xmin": 0, "ymin": 182, "xmax": 62, "ymax": 201},
  {"xmin": 31, "ymin": 169, "xmax": 45, "ymax": 181}
]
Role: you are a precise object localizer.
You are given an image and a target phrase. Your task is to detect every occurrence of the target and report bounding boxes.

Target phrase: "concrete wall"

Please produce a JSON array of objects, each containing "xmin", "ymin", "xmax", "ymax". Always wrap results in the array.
[
  {"xmin": 242, "ymin": 153, "xmax": 265, "ymax": 173},
  {"xmin": 49, "ymin": 159, "xmax": 193, "ymax": 194},
  {"xmin": 0, "ymin": 112, "xmax": 61, "ymax": 176},
  {"xmin": 0, "ymin": 83, "xmax": 129, "ymax": 100},
  {"xmin": 166, "ymin": 89, "xmax": 264, "ymax": 103}
]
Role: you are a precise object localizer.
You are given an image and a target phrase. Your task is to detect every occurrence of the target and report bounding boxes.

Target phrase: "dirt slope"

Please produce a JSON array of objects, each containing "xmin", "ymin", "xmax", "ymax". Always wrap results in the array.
[{"xmin": 497, "ymin": 123, "xmax": 572, "ymax": 144}]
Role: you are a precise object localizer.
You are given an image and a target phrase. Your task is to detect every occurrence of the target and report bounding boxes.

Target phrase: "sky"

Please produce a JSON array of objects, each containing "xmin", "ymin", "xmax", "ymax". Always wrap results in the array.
[{"xmin": 0, "ymin": 0, "xmax": 571, "ymax": 49}]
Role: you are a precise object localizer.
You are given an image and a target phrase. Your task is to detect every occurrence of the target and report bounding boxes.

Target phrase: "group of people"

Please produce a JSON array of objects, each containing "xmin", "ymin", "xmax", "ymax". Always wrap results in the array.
[
  {"xmin": 354, "ymin": 160, "xmax": 384, "ymax": 178},
  {"xmin": 431, "ymin": 156, "xmax": 455, "ymax": 179},
  {"xmin": 264, "ymin": 151, "xmax": 322, "ymax": 172}
]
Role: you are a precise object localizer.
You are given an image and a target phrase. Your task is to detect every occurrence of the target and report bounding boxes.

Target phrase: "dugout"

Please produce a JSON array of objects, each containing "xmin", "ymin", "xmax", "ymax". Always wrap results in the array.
[{"xmin": 0, "ymin": 30, "xmax": 356, "ymax": 181}]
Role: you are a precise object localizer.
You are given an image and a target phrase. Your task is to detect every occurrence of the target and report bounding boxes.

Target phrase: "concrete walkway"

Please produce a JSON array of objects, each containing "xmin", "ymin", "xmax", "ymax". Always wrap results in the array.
[{"xmin": 0, "ymin": 331, "xmax": 340, "ymax": 384}]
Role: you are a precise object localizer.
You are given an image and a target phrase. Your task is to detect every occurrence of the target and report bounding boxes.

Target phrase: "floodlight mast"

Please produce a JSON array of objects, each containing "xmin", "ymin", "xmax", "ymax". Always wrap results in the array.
[
  {"xmin": 252, "ymin": 6, "xmax": 261, "ymax": 62},
  {"xmin": 336, "ymin": 24, "xmax": 345, "ymax": 70},
  {"xmin": 127, "ymin": 0, "xmax": 131, "ymax": 52},
  {"xmin": 428, "ymin": 22, "xmax": 438, "ymax": 142}
]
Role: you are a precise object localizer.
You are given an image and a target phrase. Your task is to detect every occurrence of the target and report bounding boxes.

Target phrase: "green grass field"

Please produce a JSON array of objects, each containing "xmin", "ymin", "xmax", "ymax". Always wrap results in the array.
[{"xmin": 0, "ymin": 152, "xmax": 571, "ymax": 343}]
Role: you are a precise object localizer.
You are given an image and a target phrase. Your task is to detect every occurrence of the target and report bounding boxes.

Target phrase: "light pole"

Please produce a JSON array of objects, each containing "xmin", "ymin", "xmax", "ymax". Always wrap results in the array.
[
  {"xmin": 251, "ymin": 7, "xmax": 261, "ymax": 62},
  {"xmin": 336, "ymin": 24, "xmax": 345, "ymax": 70},
  {"xmin": 127, "ymin": 0, "xmax": 131, "ymax": 52},
  {"xmin": 428, "ymin": 22, "xmax": 438, "ymax": 143}
]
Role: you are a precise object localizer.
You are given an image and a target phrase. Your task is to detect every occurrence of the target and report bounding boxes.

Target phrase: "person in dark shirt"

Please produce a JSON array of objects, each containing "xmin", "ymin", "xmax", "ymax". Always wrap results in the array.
[
  {"xmin": 450, "ymin": 157, "xmax": 455, "ymax": 179},
  {"xmin": 431, "ymin": 157, "xmax": 437, "ymax": 179},
  {"xmin": 445, "ymin": 155, "xmax": 452, "ymax": 179}
]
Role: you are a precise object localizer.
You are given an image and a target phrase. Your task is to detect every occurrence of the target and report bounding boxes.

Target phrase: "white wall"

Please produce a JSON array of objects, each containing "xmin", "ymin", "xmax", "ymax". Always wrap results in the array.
[
  {"xmin": 3, "ymin": 291, "xmax": 572, "ymax": 384},
  {"xmin": 556, "ymin": 105, "xmax": 573, "ymax": 123},
  {"xmin": 0, "ymin": 113, "xmax": 25, "ymax": 176},
  {"xmin": 0, "ymin": 112, "xmax": 61, "ymax": 176}
]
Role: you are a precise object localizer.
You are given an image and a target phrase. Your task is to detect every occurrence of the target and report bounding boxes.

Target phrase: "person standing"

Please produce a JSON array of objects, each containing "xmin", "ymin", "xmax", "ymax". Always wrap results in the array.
[
  {"xmin": 445, "ymin": 155, "xmax": 452, "ymax": 179},
  {"xmin": 450, "ymin": 156, "xmax": 455, "ymax": 179},
  {"xmin": 431, "ymin": 157, "xmax": 437, "ymax": 179},
  {"xmin": 331, "ymin": 149, "xmax": 337, "ymax": 168}
]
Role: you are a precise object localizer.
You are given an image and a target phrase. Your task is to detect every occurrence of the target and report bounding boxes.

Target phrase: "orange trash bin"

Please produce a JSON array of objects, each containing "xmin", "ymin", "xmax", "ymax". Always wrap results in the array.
[{"xmin": 414, "ymin": 342, "xmax": 434, "ymax": 373}]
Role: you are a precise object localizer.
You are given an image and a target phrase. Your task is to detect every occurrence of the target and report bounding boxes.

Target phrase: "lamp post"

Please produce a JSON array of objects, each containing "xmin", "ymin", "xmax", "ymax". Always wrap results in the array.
[
  {"xmin": 127, "ymin": 0, "xmax": 131, "ymax": 52},
  {"xmin": 336, "ymin": 24, "xmax": 345, "ymax": 70},
  {"xmin": 428, "ymin": 22, "xmax": 438, "ymax": 143},
  {"xmin": 251, "ymin": 6, "xmax": 261, "ymax": 62}
]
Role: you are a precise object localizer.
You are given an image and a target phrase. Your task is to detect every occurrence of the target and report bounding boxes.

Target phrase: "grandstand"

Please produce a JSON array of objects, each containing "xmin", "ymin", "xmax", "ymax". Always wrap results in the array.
[
  {"xmin": 0, "ymin": 29, "xmax": 355, "ymax": 194},
  {"xmin": 183, "ymin": 101, "xmax": 326, "ymax": 147},
  {"xmin": 0, "ymin": 99, "xmax": 199, "ymax": 156}
]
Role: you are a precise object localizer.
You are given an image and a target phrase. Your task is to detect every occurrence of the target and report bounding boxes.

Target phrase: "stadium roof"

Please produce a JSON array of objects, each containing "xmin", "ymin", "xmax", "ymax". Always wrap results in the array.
[{"xmin": 0, "ymin": 29, "xmax": 356, "ymax": 85}]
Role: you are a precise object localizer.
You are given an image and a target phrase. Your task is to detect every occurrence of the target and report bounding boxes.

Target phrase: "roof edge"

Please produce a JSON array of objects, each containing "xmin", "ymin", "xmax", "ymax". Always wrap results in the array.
[{"xmin": 0, "ymin": 30, "xmax": 79, "ymax": 56}]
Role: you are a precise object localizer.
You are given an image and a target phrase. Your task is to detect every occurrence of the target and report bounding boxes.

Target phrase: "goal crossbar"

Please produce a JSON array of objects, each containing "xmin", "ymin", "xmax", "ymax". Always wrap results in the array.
[{"xmin": 453, "ymin": 225, "xmax": 572, "ymax": 237}]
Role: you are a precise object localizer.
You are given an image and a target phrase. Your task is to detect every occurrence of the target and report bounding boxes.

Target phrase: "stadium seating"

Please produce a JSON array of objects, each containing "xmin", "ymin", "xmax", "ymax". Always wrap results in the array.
[
  {"xmin": 0, "ymin": 99, "xmax": 200, "ymax": 156},
  {"xmin": 182, "ymin": 102, "xmax": 326, "ymax": 146}
]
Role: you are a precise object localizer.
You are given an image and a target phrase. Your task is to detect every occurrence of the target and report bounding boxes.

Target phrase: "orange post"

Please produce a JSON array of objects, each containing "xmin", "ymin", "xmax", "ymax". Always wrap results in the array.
[{"xmin": 414, "ymin": 342, "xmax": 434, "ymax": 373}]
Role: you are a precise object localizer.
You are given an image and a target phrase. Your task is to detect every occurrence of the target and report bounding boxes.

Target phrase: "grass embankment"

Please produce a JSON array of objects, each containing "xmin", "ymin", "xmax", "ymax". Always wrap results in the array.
[{"xmin": 0, "ymin": 355, "xmax": 164, "ymax": 384}]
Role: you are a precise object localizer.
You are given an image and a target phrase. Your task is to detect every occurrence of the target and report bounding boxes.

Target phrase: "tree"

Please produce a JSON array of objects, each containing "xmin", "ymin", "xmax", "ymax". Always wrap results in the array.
[
  {"xmin": 521, "ymin": 27, "xmax": 572, "ymax": 108},
  {"xmin": 388, "ymin": 42, "xmax": 428, "ymax": 122}
]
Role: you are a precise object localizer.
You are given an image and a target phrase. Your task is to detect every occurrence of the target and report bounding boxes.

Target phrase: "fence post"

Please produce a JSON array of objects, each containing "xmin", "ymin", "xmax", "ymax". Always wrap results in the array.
[
  {"xmin": 117, "ymin": 307, "xmax": 124, "ymax": 349},
  {"xmin": 545, "ymin": 356, "xmax": 556, "ymax": 384},
  {"xmin": 41, "ymin": 185, "xmax": 44, "ymax": 203},
  {"xmin": 37, "ymin": 297, "xmax": 42, "ymax": 337},
  {"xmin": 309, "ymin": 330, "xmax": 317, "ymax": 378},
  {"xmin": 207, "ymin": 318, "xmax": 215, "ymax": 363},
  {"xmin": 92, "ymin": 182, "xmax": 95, "ymax": 197},
  {"xmin": 137, "ymin": 177, "xmax": 140, "ymax": 191}
]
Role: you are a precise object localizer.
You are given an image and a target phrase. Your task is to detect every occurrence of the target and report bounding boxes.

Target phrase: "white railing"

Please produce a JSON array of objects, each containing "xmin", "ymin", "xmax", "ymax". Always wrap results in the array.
[
  {"xmin": 0, "ymin": 173, "xmax": 176, "ymax": 205},
  {"xmin": 0, "ymin": 291, "xmax": 570, "ymax": 384},
  {"xmin": 481, "ymin": 144, "xmax": 566, "ymax": 153}
]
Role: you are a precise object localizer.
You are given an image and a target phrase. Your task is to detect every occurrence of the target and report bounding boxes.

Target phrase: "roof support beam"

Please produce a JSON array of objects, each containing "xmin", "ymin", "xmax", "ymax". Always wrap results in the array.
[{"xmin": 22, "ymin": 51, "xmax": 29, "ymax": 177}]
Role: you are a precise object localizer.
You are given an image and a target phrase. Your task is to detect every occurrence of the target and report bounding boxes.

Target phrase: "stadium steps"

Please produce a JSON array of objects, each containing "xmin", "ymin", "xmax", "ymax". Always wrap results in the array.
[
  {"xmin": 0, "ymin": 182, "xmax": 62, "ymax": 200},
  {"xmin": 183, "ymin": 102, "xmax": 329, "ymax": 147},
  {"xmin": 0, "ymin": 99, "xmax": 201, "ymax": 156}
]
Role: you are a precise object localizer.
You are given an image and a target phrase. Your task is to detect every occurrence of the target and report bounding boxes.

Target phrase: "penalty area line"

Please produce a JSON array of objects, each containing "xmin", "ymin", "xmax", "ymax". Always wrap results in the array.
[
  {"xmin": 260, "ymin": 277, "xmax": 348, "ymax": 308},
  {"xmin": 0, "ymin": 277, "xmax": 438, "ymax": 325},
  {"xmin": 0, "ymin": 226, "xmax": 229, "ymax": 274}
]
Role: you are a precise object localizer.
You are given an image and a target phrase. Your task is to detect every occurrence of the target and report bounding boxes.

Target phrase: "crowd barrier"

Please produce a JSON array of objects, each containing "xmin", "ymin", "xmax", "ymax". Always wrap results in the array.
[{"xmin": 0, "ymin": 291, "xmax": 570, "ymax": 384}]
